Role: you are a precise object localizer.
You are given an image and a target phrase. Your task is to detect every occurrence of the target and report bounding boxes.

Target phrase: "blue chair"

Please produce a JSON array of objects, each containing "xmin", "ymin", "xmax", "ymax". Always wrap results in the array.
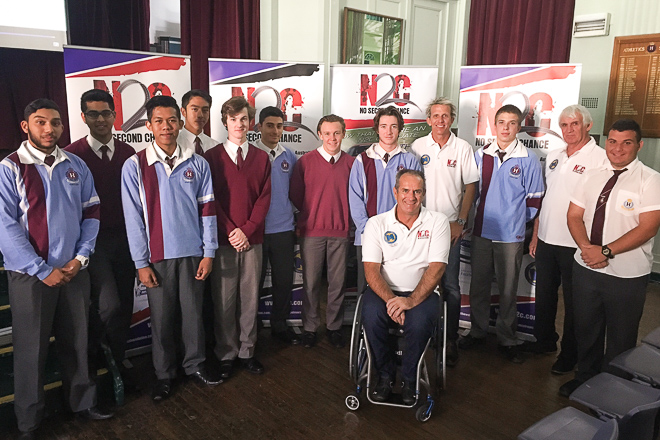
[
  {"xmin": 569, "ymin": 373, "xmax": 660, "ymax": 440},
  {"xmin": 518, "ymin": 406, "xmax": 618, "ymax": 440},
  {"xmin": 609, "ymin": 344, "xmax": 660, "ymax": 388}
]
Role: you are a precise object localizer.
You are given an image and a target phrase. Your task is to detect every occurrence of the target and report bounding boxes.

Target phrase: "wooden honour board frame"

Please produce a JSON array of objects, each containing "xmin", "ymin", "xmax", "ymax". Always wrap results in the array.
[{"xmin": 605, "ymin": 33, "xmax": 660, "ymax": 137}]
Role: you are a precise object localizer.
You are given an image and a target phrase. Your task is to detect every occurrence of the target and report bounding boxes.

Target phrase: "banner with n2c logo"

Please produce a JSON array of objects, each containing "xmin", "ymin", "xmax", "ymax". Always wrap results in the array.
[
  {"xmin": 330, "ymin": 65, "xmax": 438, "ymax": 152},
  {"xmin": 64, "ymin": 46, "xmax": 191, "ymax": 152}
]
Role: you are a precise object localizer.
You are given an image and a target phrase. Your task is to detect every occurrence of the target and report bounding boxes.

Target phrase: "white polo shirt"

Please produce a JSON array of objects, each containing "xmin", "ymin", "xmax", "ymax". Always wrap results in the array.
[
  {"xmin": 571, "ymin": 158, "xmax": 660, "ymax": 278},
  {"xmin": 410, "ymin": 132, "xmax": 479, "ymax": 221},
  {"xmin": 362, "ymin": 205, "xmax": 451, "ymax": 291},
  {"xmin": 539, "ymin": 137, "xmax": 608, "ymax": 247},
  {"xmin": 178, "ymin": 127, "xmax": 220, "ymax": 153}
]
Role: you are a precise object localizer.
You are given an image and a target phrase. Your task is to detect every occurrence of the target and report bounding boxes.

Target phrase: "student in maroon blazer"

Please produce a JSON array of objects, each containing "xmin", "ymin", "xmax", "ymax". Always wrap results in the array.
[
  {"xmin": 205, "ymin": 96, "xmax": 271, "ymax": 378},
  {"xmin": 64, "ymin": 89, "xmax": 136, "ymax": 379},
  {"xmin": 289, "ymin": 115, "xmax": 355, "ymax": 349}
]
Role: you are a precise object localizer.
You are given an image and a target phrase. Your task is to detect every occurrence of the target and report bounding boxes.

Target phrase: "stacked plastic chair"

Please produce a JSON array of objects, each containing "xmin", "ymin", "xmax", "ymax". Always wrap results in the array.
[{"xmin": 518, "ymin": 407, "xmax": 618, "ymax": 440}]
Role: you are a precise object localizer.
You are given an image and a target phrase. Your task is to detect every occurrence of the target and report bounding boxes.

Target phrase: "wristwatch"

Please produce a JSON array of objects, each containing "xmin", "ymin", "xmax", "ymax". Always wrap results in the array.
[
  {"xmin": 75, "ymin": 255, "xmax": 90, "ymax": 268},
  {"xmin": 456, "ymin": 218, "xmax": 467, "ymax": 226},
  {"xmin": 601, "ymin": 245, "xmax": 614, "ymax": 259}
]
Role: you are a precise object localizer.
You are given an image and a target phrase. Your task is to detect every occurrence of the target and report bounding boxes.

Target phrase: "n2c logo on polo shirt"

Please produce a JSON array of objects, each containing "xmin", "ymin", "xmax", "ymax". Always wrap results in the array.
[
  {"xmin": 417, "ymin": 230, "xmax": 430, "ymax": 239},
  {"xmin": 447, "ymin": 159, "xmax": 457, "ymax": 168},
  {"xmin": 65, "ymin": 168, "xmax": 80, "ymax": 185},
  {"xmin": 572, "ymin": 165, "xmax": 585, "ymax": 174},
  {"xmin": 183, "ymin": 168, "xmax": 196, "ymax": 183}
]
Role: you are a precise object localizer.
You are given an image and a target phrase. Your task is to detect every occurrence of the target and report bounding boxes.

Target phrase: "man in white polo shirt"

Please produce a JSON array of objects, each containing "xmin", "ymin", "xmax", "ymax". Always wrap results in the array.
[
  {"xmin": 361, "ymin": 169, "xmax": 451, "ymax": 405},
  {"xmin": 410, "ymin": 97, "xmax": 479, "ymax": 366},
  {"xmin": 559, "ymin": 118, "xmax": 660, "ymax": 397},
  {"xmin": 522, "ymin": 105, "xmax": 608, "ymax": 377}
]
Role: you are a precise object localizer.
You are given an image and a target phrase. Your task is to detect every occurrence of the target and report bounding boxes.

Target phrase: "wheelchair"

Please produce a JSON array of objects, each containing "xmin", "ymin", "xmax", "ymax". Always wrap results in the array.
[{"xmin": 345, "ymin": 290, "xmax": 447, "ymax": 422}]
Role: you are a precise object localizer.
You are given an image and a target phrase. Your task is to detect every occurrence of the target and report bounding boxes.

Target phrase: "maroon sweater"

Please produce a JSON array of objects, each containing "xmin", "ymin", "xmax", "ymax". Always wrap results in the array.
[
  {"xmin": 65, "ymin": 137, "xmax": 135, "ymax": 233},
  {"xmin": 205, "ymin": 143, "xmax": 271, "ymax": 246},
  {"xmin": 289, "ymin": 150, "xmax": 354, "ymax": 238}
]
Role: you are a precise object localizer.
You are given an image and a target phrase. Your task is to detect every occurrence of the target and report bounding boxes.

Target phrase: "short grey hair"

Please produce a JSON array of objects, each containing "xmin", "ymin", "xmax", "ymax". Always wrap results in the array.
[
  {"xmin": 559, "ymin": 104, "xmax": 593, "ymax": 127},
  {"xmin": 395, "ymin": 169, "xmax": 426, "ymax": 192},
  {"xmin": 425, "ymin": 97, "xmax": 456, "ymax": 120}
]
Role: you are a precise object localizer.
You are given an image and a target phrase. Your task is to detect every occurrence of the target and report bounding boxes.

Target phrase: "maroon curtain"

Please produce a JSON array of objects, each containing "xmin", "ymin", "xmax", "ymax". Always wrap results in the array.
[
  {"xmin": 67, "ymin": 0, "xmax": 150, "ymax": 51},
  {"xmin": 467, "ymin": 0, "xmax": 575, "ymax": 65},
  {"xmin": 181, "ymin": 0, "xmax": 260, "ymax": 91},
  {"xmin": 0, "ymin": 1, "xmax": 149, "ymax": 154},
  {"xmin": 0, "ymin": 48, "xmax": 70, "ymax": 152}
]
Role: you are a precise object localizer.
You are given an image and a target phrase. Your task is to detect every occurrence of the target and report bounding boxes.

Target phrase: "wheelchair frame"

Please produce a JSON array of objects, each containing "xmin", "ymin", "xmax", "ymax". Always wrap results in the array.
[{"xmin": 345, "ymin": 292, "xmax": 447, "ymax": 422}]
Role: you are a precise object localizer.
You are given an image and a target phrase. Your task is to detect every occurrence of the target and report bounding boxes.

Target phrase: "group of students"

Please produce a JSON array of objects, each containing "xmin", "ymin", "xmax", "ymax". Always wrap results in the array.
[{"xmin": 2, "ymin": 86, "xmax": 659, "ymax": 438}]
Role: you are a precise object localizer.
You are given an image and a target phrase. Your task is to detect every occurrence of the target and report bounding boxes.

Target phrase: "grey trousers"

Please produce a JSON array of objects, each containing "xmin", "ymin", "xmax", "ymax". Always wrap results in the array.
[
  {"xmin": 300, "ymin": 236, "xmax": 349, "ymax": 332},
  {"xmin": 147, "ymin": 257, "xmax": 205, "ymax": 380},
  {"xmin": 211, "ymin": 245, "xmax": 262, "ymax": 361},
  {"xmin": 9, "ymin": 270, "xmax": 96, "ymax": 432},
  {"xmin": 468, "ymin": 235, "xmax": 523, "ymax": 346},
  {"xmin": 87, "ymin": 231, "xmax": 135, "ymax": 365}
]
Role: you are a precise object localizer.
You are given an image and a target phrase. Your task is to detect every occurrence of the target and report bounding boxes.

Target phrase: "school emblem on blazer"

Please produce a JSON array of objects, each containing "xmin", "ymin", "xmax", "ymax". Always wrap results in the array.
[
  {"xmin": 622, "ymin": 198, "xmax": 634, "ymax": 211},
  {"xmin": 509, "ymin": 165, "xmax": 521, "ymax": 177},
  {"xmin": 65, "ymin": 168, "xmax": 79, "ymax": 184},
  {"xmin": 421, "ymin": 155, "xmax": 430, "ymax": 166},
  {"xmin": 183, "ymin": 168, "xmax": 195, "ymax": 182},
  {"xmin": 397, "ymin": 164, "xmax": 405, "ymax": 171},
  {"xmin": 549, "ymin": 159, "xmax": 558, "ymax": 170},
  {"xmin": 281, "ymin": 160, "xmax": 290, "ymax": 172},
  {"xmin": 384, "ymin": 231, "xmax": 397, "ymax": 243}
]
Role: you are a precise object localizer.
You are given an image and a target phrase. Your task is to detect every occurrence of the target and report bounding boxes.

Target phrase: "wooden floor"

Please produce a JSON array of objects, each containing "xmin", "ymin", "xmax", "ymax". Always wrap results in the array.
[{"xmin": 4, "ymin": 284, "xmax": 660, "ymax": 440}]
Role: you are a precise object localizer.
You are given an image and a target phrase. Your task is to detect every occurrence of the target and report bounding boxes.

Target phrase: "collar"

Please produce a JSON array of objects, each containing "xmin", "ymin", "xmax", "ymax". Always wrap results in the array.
[
  {"xmin": 18, "ymin": 141, "xmax": 69, "ymax": 167},
  {"xmin": 146, "ymin": 142, "xmax": 190, "ymax": 167},
  {"xmin": 256, "ymin": 139, "xmax": 283, "ymax": 161},
  {"xmin": 387, "ymin": 204, "xmax": 429, "ymax": 229},
  {"xmin": 368, "ymin": 143, "xmax": 402, "ymax": 160},
  {"xmin": 180, "ymin": 126, "xmax": 205, "ymax": 143},
  {"xmin": 86, "ymin": 135, "xmax": 115, "ymax": 153},
  {"xmin": 483, "ymin": 139, "xmax": 528, "ymax": 159},
  {"xmin": 317, "ymin": 146, "xmax": 342, "ymax": 162},
  {"xmin": 563, "ymin": 136, "xmax": 597, "ymax": 158},
  {"xmin": 225, "ymin": 139, "xmax": 249, "ymax": 159},
  {"xmin": 605, "ymin": 157, "xmax": 640, "ymax": 172},
  {"xmin": 427, "ymin": 132, "xmax": 455, "ymax": 154}
]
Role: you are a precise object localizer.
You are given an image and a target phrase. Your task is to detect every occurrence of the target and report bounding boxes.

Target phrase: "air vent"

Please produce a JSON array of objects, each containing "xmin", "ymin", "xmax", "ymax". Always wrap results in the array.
[
  {"xmin": 573, "ymin": 13, "xmax": 610, "ymax": 38},
  {"xmin": 581, "ymin": 97, "xmax": 599, "ymax": 109}
]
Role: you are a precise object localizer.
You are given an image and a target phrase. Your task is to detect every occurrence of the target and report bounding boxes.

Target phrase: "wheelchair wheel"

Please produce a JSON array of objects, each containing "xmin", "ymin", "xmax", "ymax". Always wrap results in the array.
[
  {"xmin": 345, "ymin": 393, "xmax": 360, "ymax": 411},
  {"xmin": 416, "ymin": 401, "xmax": 432, "ymax": 422},
  {"xmin": 349, "ymin": 294, "xmax": 365, "ymax": 382}
]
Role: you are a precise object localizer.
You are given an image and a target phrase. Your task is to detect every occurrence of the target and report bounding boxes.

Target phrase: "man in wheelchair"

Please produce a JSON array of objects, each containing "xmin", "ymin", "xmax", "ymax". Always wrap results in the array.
[{"xmin": 361, "ymin": 169, "xmax": 451, "ymax": 404}]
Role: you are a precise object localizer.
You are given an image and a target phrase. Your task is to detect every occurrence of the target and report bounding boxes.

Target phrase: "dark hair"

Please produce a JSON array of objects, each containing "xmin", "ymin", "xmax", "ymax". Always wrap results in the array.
[
  {"xmin": 316, "ymin": 114, "xmax": 346, "ymax": 133},
  {"xmin": 259, "ymin": 106, "xmax": 285, "ymax": 124},
  {"xmin": 80, "ymin": 89, "xmax": 114, "ymax": 113},
  {"xmin": 221, "ymin": 96, "xmax": 256, "ymax": 126},
  {"xmin": 373, "ymin": 106, "xmax": 405, "ymax": 133},
  {"xmin": 181, "ymin": 89, "xmax": 212, "ymax": 109},
  {"xmin": 609, "ymin": 119, "xmax": 642, "ymax": 143},
  {"xmin": 24, "ymin": 98, "xmax": 61, "ymax": 121},
  {"xmin": 394, "ymin": 169, "xmax": 426, "ymax": 192},
  {"xmin": 145, "ymin": 95, "xmax": 180, "ymax": 121},
  {"xmin": 495, "ymin": 104, "xmax": 523, "ymax": 123}
]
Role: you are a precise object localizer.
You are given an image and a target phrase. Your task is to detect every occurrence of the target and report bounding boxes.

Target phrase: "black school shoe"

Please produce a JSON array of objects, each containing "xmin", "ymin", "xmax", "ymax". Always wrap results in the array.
[
  {"xmin": 302, "ymin": 331, "xmax": 317, "ymax": 348},
  {"xmin": 371, "ymin": 376, "xmax": 393, "ymax": 402},
  {"xmin": 327, "ymin": 329, "xmax": 345, "ymax": 348}
]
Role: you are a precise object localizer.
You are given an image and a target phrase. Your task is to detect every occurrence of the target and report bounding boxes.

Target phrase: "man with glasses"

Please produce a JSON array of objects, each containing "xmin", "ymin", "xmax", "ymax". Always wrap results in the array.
[{"xmin": 65, "ymin": 89, "xmax": 136, "ymax": 379}]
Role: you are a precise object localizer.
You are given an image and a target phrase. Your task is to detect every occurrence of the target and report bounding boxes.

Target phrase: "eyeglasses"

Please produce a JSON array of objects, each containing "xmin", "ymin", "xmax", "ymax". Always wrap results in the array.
[{"xmin": 85, "ymin": 110, "xmax": 115, "ymax": 120}]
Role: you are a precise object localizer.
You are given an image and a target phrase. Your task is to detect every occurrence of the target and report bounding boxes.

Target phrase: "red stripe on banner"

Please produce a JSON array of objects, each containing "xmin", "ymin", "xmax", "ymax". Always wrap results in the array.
[
  {"xmin": 490, "ymin": 295, "xmax": 535, "ymax": 304},
  {"xmin": 67, "ymin": 57, "xmax": 187, "ymax": 78},
  {"xmin": 10, "ymin": 155, "xmax": 50, "ymax": 261},
  {"xmin": 83, "ymin": 203, "xmax": 101, "ymax": 220},
  {"xmin": 199, "ymin": 200, "xmax": 216, "ymax": 217},
  {"xmin": 361, "ymin": 152, "xmax": 378, "ymax": 218},
  {"xmin": 461, "ymin": 65, "xmax": 576, "ymax": 93},
  {"xmin": 344, "ymin": 118, "xmax": 425, "ymax": 130},
  {"xmin": 473, "ymin": 150, "xmax": 494, "ymax": 237},
  {"xmin": 131, "ymin": 307, "xmax": 151, "ymax": 325},
  {"xmin": 138, "ymin": 152, "xmax": 165, "ymax": 263}
]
